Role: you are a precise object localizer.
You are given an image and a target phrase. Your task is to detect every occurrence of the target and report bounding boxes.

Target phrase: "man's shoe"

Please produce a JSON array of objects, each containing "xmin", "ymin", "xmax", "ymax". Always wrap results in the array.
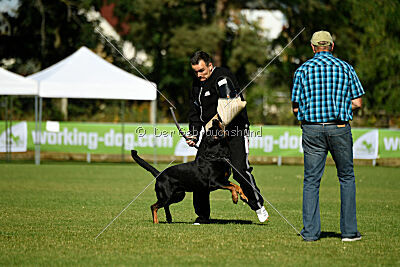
[
  {"xmin": 193, "ymin": 217, "xmax": 210, "ymax": 225},
  {"xmin": 342, "ymin": 232, "xmax": 362, "ymax": 242},
  {"xmin": 255, "ymin": 206, "xmax": 269, "ymax": 222}
]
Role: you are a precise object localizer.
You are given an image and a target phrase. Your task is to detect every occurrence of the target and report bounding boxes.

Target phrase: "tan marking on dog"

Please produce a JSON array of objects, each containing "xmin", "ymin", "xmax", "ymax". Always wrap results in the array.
[
  {"xmin": 230, "ymin": 182, "xmax": 248, "ymax": 202},
  {"xmin": 221, "ymin": 185, "xmax": 239, "ymax": 204},
  {"xmin": 151, "ymin": 203, "xmax": 159, "ymax": 224}
]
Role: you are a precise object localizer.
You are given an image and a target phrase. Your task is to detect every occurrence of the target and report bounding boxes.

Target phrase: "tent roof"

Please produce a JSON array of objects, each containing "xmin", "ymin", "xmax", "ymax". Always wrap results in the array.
[
  {"xmin": 0, "ymin": 68, "xmax": 38, "ymax": 95},
  {"xmin": 29, "ymin": 46, "xmax": 157, "ymax": 100}
]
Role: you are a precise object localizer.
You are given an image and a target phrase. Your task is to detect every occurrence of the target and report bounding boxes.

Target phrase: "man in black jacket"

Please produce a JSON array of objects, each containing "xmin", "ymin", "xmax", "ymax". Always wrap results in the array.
[{"xmin": 187, "ymin": 51, "xmax": 268, "ymax": 224}]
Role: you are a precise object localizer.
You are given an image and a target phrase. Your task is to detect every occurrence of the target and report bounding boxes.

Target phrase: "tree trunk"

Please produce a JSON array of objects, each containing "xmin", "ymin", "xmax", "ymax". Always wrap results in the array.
[
  {"xmin": 36, "ymin": 0, "xmax": 46, "ymax": 57},
  {"xmin": 61, "ymin": 98, "xmax": 68, "ymax": 121},
  {"xmin": 214, "ymin": 0, "xmax": 228, "ymax": 66}
]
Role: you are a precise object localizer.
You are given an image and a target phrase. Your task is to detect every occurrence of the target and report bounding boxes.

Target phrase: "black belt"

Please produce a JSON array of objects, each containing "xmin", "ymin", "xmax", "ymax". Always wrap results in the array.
[{"xmin": 301, "ymin": 120, "xmax": 349, "ymax": 126}]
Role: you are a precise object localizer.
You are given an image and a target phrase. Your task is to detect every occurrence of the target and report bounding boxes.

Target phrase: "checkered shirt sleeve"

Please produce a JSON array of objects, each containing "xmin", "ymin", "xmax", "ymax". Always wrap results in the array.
[{"xmin": 291, "ymin": 69, "xmax": 303, "ymax": 104}]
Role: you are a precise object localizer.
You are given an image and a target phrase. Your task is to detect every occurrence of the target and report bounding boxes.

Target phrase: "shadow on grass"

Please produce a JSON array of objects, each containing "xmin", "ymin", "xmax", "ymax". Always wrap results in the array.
[
  {"xmin": 209, "ymin": 219, "xmax": 253, "ymax": 224},
  {"xmin": 297, "ymin": 231, "xmax": 341, "ymax": 241},
  {"xmin": 159, "ymin": 219, "xmax": 254, "ymax": 225},
  {"xmin": 320, "ymin": 231, "xmax": 341, "ymax": 239}
]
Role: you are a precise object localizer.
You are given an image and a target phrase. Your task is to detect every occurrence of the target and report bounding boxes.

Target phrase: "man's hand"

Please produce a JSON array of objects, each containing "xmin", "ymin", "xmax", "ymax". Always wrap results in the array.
[
  {"xmin": 186, "ymin": 135, "xmax": 197, "ymax": 147},
  {"xmin": 352, "ymin": 97, "xmax": 362, "ymax": 111},
  {"xmin": 292, "ymin": 102, "xmax": 299, "ymax": 117}
]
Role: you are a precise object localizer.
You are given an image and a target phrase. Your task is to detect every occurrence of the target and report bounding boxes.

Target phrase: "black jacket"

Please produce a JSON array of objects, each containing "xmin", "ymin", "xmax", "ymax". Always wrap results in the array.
[{"xmin": 188, "ymin": 67, "xmax": 250, "ymax": 140}]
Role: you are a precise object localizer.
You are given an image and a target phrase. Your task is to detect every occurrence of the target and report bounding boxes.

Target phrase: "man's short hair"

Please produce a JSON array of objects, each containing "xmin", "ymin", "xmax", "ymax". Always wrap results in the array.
[
  {"xmin": 311, "ymin": 31, "xmax": 333, "ymax": 46},
  {"xmin": 191, "ymin": 51, "xmax": 213, "ymax": 66},
  {"xmin": 314, "ymin": 43, "xmax": 333, "ymax": 51},
  {"xmin": 316, "ymin": 41, "xmax": 331, "ymax": 46}
]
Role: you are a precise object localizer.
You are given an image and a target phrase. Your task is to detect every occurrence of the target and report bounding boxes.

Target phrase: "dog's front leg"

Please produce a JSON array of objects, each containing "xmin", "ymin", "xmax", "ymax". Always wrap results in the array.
[
  {"xmin": 221, "ymin": 185, "xmax": 239, "ymax": 204},
  {"xmin": 230, "ymin": 182, "xmax": 249, "ymax": 202}
]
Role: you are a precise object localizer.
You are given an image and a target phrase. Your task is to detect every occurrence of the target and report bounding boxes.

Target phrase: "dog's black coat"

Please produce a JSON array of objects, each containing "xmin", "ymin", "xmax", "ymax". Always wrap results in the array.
[{"xmin": 131, "ymin": 120, "xmax": 236, "ymax": 223}]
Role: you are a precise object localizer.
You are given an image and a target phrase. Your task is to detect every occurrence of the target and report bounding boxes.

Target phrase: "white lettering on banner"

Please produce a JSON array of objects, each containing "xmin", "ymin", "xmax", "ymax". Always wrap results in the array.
[
  {"xmin": 290, "ymin": 136, "xmax": 298, "ymax": 149},
  {"xmin": 125, "ymin": 134, "xmax": 135, "ymax": 150},
  {"xmin": 104, "ymin": 129, "xmax": 114, "ymax": 146},
  {"xmin": 48, "ymin": 132, "xmax": 57, "ymax": 145},
  {"xmin": 78, "ymin": 132, "xmax": 87, "ymax": 146},
  {"xmin": 88, "ymin": 133, "xmax": 98, "ymax": 149},
  {"xmin": 30, "ymin": 128, "xmax": 173, "ymax": 150},
  {"xmin": 248, "ymin": 132, "xmax": 302, "ymax": 153},
  {"xmin": 279, "ymin": 132, "xmax": 289, "ymax": 149},
  {"xmin": 383, "ymin": 137, "xmax": 399, "ymax": 151},
  {"xmin": 115, "ymin": 133, "xmax": 123, "ymax": 147},
  {"xmin": 138, "ymin": 134, "xmax": 147, "ymax": 147}
]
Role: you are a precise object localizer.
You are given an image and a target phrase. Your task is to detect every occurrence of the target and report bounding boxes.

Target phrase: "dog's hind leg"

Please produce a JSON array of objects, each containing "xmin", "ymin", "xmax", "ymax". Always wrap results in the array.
[
  {"xmin": 151, "ymin": 202, "xmax": 163, "ymax": 224},
  {"xmin": 164, "ymin": 191, "xmax": 185, "ymax": 223}
]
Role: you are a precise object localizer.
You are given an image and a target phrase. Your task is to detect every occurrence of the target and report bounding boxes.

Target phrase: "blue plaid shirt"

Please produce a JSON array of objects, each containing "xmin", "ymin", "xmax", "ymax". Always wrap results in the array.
[{"xmin": 291, "ymin": 51, "xmax": 365, "ymax": 122}]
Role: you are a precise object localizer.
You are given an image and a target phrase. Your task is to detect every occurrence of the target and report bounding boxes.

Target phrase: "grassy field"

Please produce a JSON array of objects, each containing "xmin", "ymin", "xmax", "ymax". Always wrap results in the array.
[{"xmin": 0, "ymin": 161, "xmax": 399, "ymax": 266}]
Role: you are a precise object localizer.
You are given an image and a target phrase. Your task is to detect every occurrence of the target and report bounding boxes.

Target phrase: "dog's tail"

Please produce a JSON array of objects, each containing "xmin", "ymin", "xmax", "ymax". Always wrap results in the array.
[{"xmin": 131, "ymin": 150, "xmax": 160, "ymax": 177}]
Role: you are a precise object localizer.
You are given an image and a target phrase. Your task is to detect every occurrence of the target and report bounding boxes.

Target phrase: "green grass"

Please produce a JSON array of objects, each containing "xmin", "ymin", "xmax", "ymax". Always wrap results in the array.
[{"xmin": 0, "ymin": 162, "xmax": 399, "ymax": 266}]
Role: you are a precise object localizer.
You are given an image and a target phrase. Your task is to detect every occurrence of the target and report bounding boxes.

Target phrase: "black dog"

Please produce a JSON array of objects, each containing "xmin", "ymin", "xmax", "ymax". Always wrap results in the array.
[{"xmin": 131, "ymin": 119, "xmax": 248, "ymax": 223}]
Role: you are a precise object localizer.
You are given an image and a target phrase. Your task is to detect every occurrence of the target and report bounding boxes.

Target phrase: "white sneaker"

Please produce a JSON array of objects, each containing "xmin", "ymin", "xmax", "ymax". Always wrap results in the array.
[
  {"xmin": 256, "ymin": 206, "xmax": 269, "ymax": 222},
  {"xmin": 342, "ymin": 233, "xmax": 362, "ymax": 242}
]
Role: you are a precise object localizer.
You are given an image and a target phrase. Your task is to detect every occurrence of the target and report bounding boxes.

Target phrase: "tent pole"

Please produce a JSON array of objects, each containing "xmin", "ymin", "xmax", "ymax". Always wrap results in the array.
[
  {"xmin": 36, "ymin": 97, "xmax": 43, "ymax": 165},
  {"xmin": 5, "ymin": 96, "xmax": 9, "ymax": 162},
  {"xmin": 121, "ymin": 100, "xmax": 125, "ymax": 163},
  {"xmin": 34, "ymin": 96, "xmax": 39, "ymax": 165},
  {"xmin": 9, "ymin": 96, "xmax": 12, "ymax": 161},
  {"xmin": 150, "ymin": 99, "xmax": 157, "ymax": 165},
  {"xmin": 150, "ymin": 100, "xmax": 156, "ymax": 124},
  {"xmin": 3, "ymin": 97, "xmax": 8, "ymax": 161}
]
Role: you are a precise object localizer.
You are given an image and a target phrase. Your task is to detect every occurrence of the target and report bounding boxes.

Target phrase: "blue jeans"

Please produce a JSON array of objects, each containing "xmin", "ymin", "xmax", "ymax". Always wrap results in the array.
[{"xmin": 301, "ymin": 124, "xmax": 358, "ymax": 240}]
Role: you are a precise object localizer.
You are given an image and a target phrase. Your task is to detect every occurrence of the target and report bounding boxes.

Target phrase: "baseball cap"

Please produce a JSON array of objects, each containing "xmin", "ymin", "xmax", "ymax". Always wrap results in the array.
[{"xmin": 311, "ymin": 31, "xmax": 333, "ymax": 46}]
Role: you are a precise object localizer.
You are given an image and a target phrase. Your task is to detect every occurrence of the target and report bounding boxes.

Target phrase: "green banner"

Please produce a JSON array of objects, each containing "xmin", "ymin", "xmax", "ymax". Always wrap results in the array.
[{"xmin": 1, "ymin": 121, "xmax": 399, "ymax": 158}]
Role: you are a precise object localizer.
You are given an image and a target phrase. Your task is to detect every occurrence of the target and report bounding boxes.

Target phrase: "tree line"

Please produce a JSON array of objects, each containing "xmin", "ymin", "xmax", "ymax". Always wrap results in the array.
[{"xmin": 1, "ymin": 0, "xmax": 399, "ymax": 127}]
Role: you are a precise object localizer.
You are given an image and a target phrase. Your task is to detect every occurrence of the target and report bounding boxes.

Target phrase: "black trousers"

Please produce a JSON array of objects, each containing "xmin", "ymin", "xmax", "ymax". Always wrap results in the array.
[{"xmin": 193, "ymin": 134, "xmax": 264, "ymax": 219}]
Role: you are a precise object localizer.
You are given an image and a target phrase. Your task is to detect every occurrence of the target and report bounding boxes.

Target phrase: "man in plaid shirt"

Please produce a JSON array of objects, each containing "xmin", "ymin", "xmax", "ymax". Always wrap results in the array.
[{"xmin": 291, "ymin": 31, "xmax": 364, "ymax": 242}]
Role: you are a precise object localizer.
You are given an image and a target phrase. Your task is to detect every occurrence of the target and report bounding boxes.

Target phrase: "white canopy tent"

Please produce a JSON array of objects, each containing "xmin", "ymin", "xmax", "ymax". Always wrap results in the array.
[
  {"xmin": 0, "ymin": 67, "xmax": 39, "ymax": 160},
  {"xmin": 30, "ymin": 46, "xmax": 157, "ymax": 101},
  {"xmin": 0, "ymin": 68, "xmax": 38, "ymax": 95},
  {"xmin": 29, "ymin": 46, "xmax": 158, "ymax": 164}
]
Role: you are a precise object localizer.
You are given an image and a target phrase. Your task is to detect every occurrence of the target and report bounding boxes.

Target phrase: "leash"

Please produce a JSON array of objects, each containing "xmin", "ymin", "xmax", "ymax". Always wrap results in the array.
[
  {"xmin": 94, "ymin": 160, "xmax": 175, "ymax": 240},
  {"xmin": 169, "ymin": 107, "xmax": 199, "ymax": 149}
]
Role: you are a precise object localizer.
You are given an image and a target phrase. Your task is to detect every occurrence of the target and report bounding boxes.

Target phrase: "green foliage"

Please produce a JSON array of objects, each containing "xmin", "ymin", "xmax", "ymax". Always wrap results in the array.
[
  {"xmin": 350, "ymin": 0, "xmax": 400, "ymax": 123},
  {"xmin": 101, "ymin": 0, "xmax": 272, "ymax": 121},
  {"xmin": 228, "ymin": 22, "xmax": 270, "ymax": 86},
  {"xmin": 0, "ymin": 163, "xmax": 399, "ymax": 264},
  {"xmin": 271, "ymin": 0, "xmax": 400, "ymax": 126},
  {"xmin": 0, "ymin": 1, "xmax": 100, "ymax": 73},
  {"xmin": 1, "ymin": 0, "xmax": 399, "ymax": 126}
]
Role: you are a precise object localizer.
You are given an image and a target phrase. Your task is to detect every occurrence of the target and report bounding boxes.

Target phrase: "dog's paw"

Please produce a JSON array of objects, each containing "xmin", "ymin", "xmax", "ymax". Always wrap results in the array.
[
  {"xmin": 131, "ymin": 150, "xmax": 138, "ymax": 157},
  {"xmin": 239, "ymin": 193, "xmax": 248, "ymax": 202},
  {"xmin": 231, "ymin": 191, "xmax": 238, "ymax": 204}
]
